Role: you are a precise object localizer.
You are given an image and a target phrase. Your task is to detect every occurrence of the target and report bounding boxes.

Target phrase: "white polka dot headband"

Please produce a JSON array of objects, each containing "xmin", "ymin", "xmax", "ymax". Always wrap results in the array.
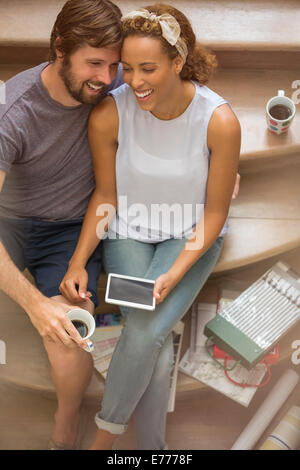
[{"xmin": 121, "ymin": 8, "xmax": 188, "ymax": 64}]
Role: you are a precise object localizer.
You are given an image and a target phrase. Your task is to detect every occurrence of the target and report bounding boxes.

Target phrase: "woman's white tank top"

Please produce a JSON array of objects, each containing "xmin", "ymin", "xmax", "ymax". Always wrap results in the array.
[{"xmin": 108, "ymin": 82, "xmax": 229, "ymax": 243}]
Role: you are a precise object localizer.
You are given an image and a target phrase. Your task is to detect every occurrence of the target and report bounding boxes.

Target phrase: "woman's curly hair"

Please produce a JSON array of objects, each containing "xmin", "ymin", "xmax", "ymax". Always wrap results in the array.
[{"xmin": 121, "ymin": 3, "xmax": 217, "ymax": 85}]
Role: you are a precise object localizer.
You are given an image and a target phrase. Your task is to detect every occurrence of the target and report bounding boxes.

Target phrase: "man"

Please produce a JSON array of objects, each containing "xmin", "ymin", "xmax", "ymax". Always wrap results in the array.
[{"xmin": 0, "ymin": 0, "xmax": 123, "ymax": 449}]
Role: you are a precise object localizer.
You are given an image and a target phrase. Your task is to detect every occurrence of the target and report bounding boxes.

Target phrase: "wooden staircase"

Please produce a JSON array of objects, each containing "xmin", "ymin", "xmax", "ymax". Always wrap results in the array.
[{"xmin": 0, "ymin": 0, "xmax": 300, "ymax": 450}]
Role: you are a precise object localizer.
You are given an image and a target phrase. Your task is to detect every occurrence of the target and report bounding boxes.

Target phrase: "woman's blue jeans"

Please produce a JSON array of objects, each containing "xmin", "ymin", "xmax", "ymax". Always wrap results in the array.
[{"xmin": 95, "ymin": 235, "xmax": 224, "ymax": 449}]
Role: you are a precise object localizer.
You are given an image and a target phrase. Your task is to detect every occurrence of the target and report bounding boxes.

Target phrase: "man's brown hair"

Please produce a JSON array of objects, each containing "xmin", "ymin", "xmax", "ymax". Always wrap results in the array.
[{"xmin": 49, "ymin": 0, "xmax": 122, "ymax": 62}]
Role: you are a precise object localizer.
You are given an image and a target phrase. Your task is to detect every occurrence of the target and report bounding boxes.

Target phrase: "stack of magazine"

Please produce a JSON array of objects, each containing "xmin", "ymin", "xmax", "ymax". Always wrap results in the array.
[
  {"xmin": 179, "ymin": 287, "xmax": 269, "ymax": 407},
  {"xmin": 91, "ymin": 313, "xmax": 184, "ymax": 412},
  {"xmin": 91, "ymin": 313, "xmax": 124, "ymax": 379}
]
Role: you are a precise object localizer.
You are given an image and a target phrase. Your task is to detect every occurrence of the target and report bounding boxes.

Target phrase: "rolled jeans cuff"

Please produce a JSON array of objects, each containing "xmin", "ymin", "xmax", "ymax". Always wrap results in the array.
[{"xmin": 94, "ymin": 412, "xmax": 128, "ymax": 435}]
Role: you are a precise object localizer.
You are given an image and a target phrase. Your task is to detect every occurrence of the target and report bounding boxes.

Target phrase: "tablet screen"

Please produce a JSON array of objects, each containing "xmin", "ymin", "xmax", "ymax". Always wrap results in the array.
[{"xmin": 108, "ymin": 276, "xmax": 154, "ymax": 306}]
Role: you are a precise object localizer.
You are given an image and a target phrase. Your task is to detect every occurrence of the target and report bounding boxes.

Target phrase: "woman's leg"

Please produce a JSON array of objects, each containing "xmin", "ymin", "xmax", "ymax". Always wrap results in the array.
[
  {"xmin": 134, "ymin": 331, "xmax": 174, "ymax": 450},
  {"xmin": 101, "ymin": 237, "xmax": 174, "ymax": 449},
  {"xmin": 96, "ymin": 236, "xmax": 224, "ymax": 442}
]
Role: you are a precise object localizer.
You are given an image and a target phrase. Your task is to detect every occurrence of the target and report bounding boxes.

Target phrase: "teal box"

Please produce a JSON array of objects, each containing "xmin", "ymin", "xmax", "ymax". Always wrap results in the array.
[{"xmin": 204, "ymin": 315, "xmax": 266, "ymax": 370}]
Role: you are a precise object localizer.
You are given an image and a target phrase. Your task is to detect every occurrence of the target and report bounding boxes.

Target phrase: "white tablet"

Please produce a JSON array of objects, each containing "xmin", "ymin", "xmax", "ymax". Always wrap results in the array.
[{"xmin": 105, "ymin": 273, "xmax": 156, "ymax": 311}]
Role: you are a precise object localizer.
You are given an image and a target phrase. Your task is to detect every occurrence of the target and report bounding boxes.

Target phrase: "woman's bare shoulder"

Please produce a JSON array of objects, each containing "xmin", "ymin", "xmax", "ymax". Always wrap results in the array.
[
  {"xmin": 89, "ymin": 96, "xmax": 118, "ymax": 132},
  {"xmin": 209, "ymin": 103, "xmax": 240, "ymax": 136},
  {"xmin": 207, "ymin": 103, "xmax": 240, "ymax": 150}
]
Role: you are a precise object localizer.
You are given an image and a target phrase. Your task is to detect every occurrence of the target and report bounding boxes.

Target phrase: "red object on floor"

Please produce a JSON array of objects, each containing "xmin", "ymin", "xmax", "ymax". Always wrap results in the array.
[{"xmin": 213, "ymin": 344, "xmax": 279, "ymax": 365}]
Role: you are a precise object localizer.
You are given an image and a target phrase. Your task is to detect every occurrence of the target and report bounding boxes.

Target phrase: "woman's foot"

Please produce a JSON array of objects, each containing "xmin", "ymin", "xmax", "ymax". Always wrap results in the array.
[{"xmin": 88, "ymin": 428, "xmax": 117, "ymax": 450}]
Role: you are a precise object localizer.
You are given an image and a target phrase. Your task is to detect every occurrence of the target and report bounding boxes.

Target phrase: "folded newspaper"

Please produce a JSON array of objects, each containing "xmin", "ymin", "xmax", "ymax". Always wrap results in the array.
[
  {"xmin": 179, "ymin": 289, "xmax": 269, "ymax": 407},
  {"xmin": 91, "ymin": 313, "xmax": 184, "ymax": 412}
]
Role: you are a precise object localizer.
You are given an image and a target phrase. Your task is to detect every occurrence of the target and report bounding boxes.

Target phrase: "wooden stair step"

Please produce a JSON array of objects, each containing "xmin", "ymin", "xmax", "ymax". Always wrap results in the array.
[
  {"xmin": 216, "ymin": 218, "xmax": 300, "ymax": 273},
  {"xmin": 98, "ymin": 158, "xmax": 300, "ymax": 277},
  {"xmin": 1, "ymin": 270, "xmax": 299, "ymax": 412},
  {"xmin": 1, "ymin": 63, "xmax": 299, "ymax": 290},
  {"xmin": 210, "ymin": 68, "xmax": 300, "ymax": 170},
  {"xmin": 1, "ymin": 64, "xmax": 299, "ymax": 276},
  {"xmin": 215, "ymin": 158, "xmax": 300, "ymax": 272},
  {"xmin": 229, "ymin": 158, "xmax": 300, "ymax": 220},
  {"xmin": 1, "ymin": 64, "xmax": 300, "ymax": 170},
  {"xmin": 96, "ymin": 216, "xmax": 300, "ymax": 309},
  {"xmin": 0, "ymin": 382, "xmax": 57, "ymax": 450},
  {"xmin": 0, "ymin": 299, "xmax": 103, "ymax": 403},
  {"xmin": 97, "ymin": 150, "xmax": 300, "ymax": 298},
  {"xmin": 1, "ymin": 0, "xmax": 299, "ymax": 52},
  {"xmin": 0, "ymin": 291, "xmax": 205, "ymax": 402},
  {"xmin": 97, "ymin": 216, "xmax": 300, "ymax": 284},
  {"xmin": 2, "ymin": 364, "xmax": 300, "ymax": 450}
]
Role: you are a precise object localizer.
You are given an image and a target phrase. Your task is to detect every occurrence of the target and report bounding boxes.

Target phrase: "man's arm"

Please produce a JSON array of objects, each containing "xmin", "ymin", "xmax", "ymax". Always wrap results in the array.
[{"xmin": 0, "ymin": 170, "xmax": 86, "ymax": 348}]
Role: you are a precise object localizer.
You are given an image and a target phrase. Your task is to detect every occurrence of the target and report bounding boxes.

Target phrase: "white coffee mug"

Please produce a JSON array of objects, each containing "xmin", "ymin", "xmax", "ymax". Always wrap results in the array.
[
  {"xmin": 67, "ymin": 308, "xmax": 95, "ymax": 352},
  {"xmin": 266, "ymin": 90, "xmax": 296, "ymax": 135}
]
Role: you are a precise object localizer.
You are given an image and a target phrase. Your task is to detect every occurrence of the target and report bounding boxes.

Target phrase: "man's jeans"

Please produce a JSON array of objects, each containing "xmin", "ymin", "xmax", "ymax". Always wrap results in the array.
[{"xmin": 95, "ymin": 235, "xmax": 224, "ymax": 449}]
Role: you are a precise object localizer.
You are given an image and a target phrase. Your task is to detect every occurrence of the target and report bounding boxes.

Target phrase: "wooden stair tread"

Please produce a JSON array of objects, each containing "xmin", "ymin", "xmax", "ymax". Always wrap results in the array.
[
  {"xmin": 1, "ymin": 64, "xmax": 299, "ymax": 168},
  {"xmin": 97, "ymin": 216, "xmax": 300, "ymax": 281},
  {"xmin": 0, "ymin": 292, "xmax": 205, "ymax": 400},
  {"xmin": 1, "ymin": 68, "xmax": 299, "ymax": 274},
  {"xmin": 216, "ymin": 218, "xmax": 300, "ymax": 273},
  {"xmin": 0, "ymin": 382, "xmax": 57, "ymax": 450},
  {"xmin": 216, "ymin": 158, "xmax": 300, "ymax": 272},
  {"xmin": 0, "ymin": 303, "xmax": 104, "ymax": 401},
  {"xmin": 96, "ymin": 217, "xmax": 300, "ymax": 289},
  {"xmin": 229, "ymin": 158, "xmax": 300, "ymax": 220},
  {"xmin": 210, "ymin": 68, "xmax": 300, "ymax": 165},
  {"xmin": 1, "ymin": 275, "xmax": 299, "ymax": 404},
  {"xmin": 98, "ymin": 147, "xmax": 300, "ymax": 284},
  {"xmin": 1, "ymin": 0, "xmax": 300, "ymax": 51}
]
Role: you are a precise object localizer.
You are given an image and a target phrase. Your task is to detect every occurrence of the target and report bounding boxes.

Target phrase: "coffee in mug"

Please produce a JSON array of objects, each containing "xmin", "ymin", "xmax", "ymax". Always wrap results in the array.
[
  {"xmin": 67, "ymin": 308, "xmax": 95, "ymax": 352},
  {"xmin": 266, "ymin": 90, "xmax": 296, "ymax": 135},
  {"xmin": 71, "ymin": 319, "xmax": 88, "ymax": 338},
  {"xmin": 269, "ymin": 104, "xmax": 292, "ymax": 121}
]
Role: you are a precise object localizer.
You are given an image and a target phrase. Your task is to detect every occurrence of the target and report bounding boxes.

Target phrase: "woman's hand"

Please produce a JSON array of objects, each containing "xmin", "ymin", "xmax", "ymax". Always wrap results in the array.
[
  {"xmin": 153, "ymin": 271, "xmax": 180, "ymax": 304},
  {"xmin": 232, "ymin": 173, "xmax": 241, "ymax": 199},
  {"xmin": 59, "ymin": 264, "xmax": 92, "ymax": 304}
]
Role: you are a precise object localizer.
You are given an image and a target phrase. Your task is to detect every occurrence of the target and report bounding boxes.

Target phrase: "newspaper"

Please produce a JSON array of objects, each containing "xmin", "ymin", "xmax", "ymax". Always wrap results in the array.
[
  {"xmin": 189, "ymin": 302, "xmax": 217, "ymax": 363},
  {"xmin": 179, "ymin": 291, "xmax": 269, "ymax": 407},
  {"xmin": 168, "ymin": 321, "xmax": 185, "ymax": 412},
  {"xmin": 91, "ymin": 323, "xmax": 123, "ymax": 379},
  {"xmin": 180, "ymin": 348, "xmax": 267, "ymax": 407},
  {"xmin": 91, "ymin": 313, "xmax": 184, "ymax": 412}
]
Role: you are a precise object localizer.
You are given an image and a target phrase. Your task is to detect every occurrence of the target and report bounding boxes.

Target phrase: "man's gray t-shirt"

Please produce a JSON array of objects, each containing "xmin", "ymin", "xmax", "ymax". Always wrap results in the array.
[{"xmin": 0, "ymin": 62, "xmax": 123, "ymax": 221}]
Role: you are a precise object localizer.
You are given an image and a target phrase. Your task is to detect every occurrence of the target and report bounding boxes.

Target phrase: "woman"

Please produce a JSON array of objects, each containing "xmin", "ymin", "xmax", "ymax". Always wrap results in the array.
[{"xmin": 60, "ymin": 3, "xmax": 241, "ymax": 450}]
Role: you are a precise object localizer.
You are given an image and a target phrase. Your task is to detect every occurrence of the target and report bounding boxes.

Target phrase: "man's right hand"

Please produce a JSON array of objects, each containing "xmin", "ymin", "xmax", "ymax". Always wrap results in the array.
[
  {"xmin": 27, "ymin": 297, "xmax": 88, "ymax": 349},
  {"xmin": 59, "ymin": 264, "xmax": 92, "ymax": 304},
  {"xmin": 0, "ymin": 240, "xmax": 88, "ymax": 349}
]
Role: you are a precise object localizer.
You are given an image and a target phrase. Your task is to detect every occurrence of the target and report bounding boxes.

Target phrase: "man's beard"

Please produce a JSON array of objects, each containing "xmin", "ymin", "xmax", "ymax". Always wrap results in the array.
[{"xmin": 59, "ymin": 55, "xmax": 107, "ymax": 105}]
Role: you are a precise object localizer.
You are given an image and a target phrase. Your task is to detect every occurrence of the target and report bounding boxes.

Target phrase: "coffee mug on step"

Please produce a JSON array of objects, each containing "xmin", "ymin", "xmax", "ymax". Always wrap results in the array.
[
  {"xmin": 266, "ymin": 90, "xmax": 296, "ymax": 135},
  {"xmin": 67, "ymin": 307, "xmax": 95, "ymax": 352}
]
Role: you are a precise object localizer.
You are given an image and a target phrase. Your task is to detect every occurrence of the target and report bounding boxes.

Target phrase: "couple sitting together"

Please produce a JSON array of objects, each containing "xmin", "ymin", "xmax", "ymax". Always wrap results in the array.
[{"xmin": 0, "ymin": 0, "xmax": 240, "ymax": 450}]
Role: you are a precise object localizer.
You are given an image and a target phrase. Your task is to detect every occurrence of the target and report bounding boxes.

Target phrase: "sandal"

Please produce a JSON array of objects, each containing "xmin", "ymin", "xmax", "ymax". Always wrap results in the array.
[
  {"xmin": 47, "ymin": 409, "xmax": 85, "ymax": 450},
  {"xmin": 48, "ymin": 439, "xmax": 76, "ymax": 450}
]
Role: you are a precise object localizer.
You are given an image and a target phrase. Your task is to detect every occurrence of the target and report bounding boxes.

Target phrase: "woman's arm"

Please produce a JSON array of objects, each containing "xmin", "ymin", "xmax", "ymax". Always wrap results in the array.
[
  {"xmin": 59, "ymin": 96, "xmax": 119, "ymax": 302},
  {"xmin": 154, "ymin": 104, "xmax": 241, "ymax": 303}
]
